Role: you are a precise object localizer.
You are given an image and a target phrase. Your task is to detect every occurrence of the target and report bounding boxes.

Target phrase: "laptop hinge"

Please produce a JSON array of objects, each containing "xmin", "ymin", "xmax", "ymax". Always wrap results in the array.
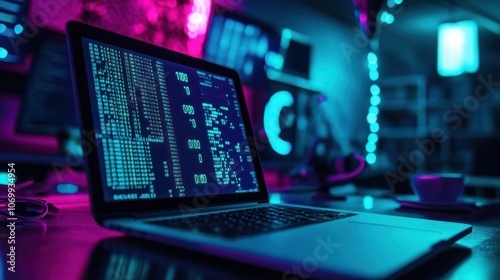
[{"xmin": 132, "ymin": 202, "xmax": 262, "ymax": 219}]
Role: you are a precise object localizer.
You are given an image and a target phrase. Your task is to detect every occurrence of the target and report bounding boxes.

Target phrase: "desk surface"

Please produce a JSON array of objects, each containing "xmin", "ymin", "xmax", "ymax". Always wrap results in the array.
[{"xmin": 1, "ymin": 190, "xmax": 500, "ymax": 280}]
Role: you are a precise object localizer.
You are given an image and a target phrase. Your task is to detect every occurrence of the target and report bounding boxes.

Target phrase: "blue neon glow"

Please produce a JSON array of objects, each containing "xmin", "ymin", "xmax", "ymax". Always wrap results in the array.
[
  {"xmin": 366, "ymin": 142, "xmax": 377, "ymax": 153},
  {"xmin": 14, "ymin": 24, "xmax": 23, "ymax": 35},
  {"xmin": 380, "ymin": 11, "xmax": 395, "ymax": 24},
  {"xmin": 0, "ymin": 48, "xmax": 7, "ymax": 59},
  {"xmin": 387, "ymin": 0, "xmax": 395, "ymax": 8},
  {"xmin": 257, "ymin": 36, "xmax": 269, "ymax": 57},
  {"xmin": 367, "ymin": 51, "xmax": 380, "ymax": 168},
  {"xmin": 368, "ymin": 133, "xmax": 379, "ymax": 143},
  {"xmin": 366, "ymin": 153, "xmax": 377, "ymax": 164},
  {"xmin": 369, "ymin": 106, "xmax": 379, "ymax": 115},
  {"xmin": 370, "ymin": 95, "xmax": 381, "ymax": 106},
  {"xmin": 438, "ymin": 20, "xmax": 479, "ymax": 77},
  {"xmin": 367, "ymin": 113, "xmax": 377, "ymax": 124},
  {"xmin": 0, "ymin": 172, "xmax": 13, "ymax": 185},
  {"xmin": 263, "ymin": 91, "xmax": 294, "ymax": 156},
  {"xmin": 265, "ymin": 51, "xmax": 284, "ymax": 70},
  {"xmin": 380, "ymin": 11, "xmax": 389, "ymax": 22},
  {"xmin": 369, "ymin": 70, "xmax": 379, "ymax": 81},
  {"xmin": 269, "ymin": 192, "xmax": 282, "ymax": 204},
  {"xmin": 386, "ymin": 14, "xmax": 394, "ymax": 24},
  {"xmin": 281, "ymin": 28, "xmax": 292, "ymax": 49},
  {"xmin": 367, "ymin": 52, "xmax": 377, "ymax": 64},
  {"xmin": 363, "ymin": 196, "xmax": 374, "ymax": 209},
  {"xmin": 370, "ymin": 84, "xmax": 380, "ymax": 95},
  {"xmin": 0, "ymin": 24, "xmax": 6, "ymax": 33},
  {"xmin": 243, "ymin": 61, "xmax": 254, "ymax": 75},
  {"xmin": 56, "ymin": 183, "xmax": 79, "ymax": 194},
  {"xmin": 394, "ymin": 0, "xmax": 403, "ymax": 4}
]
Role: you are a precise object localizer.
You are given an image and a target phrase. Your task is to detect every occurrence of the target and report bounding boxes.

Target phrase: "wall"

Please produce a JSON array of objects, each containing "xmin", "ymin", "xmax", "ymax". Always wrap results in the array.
[
  {"xmin": 226, "ymin": 0, "xmax": 371, "ymax": 155},
  {"xmin": 372, "ymin": 1, "xmax": 500, "ymax": 174}
]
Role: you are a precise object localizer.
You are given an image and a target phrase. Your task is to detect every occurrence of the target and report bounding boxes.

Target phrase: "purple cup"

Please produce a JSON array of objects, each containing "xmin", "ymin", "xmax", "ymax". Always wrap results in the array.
[{"xmin": 410, "ymin": 173, "xmax": 465, "ymax": 203}]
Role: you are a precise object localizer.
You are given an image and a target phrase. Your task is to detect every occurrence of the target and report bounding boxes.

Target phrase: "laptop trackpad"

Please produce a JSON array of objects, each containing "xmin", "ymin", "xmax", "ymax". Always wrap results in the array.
[{"xmin": 237, "ymin": 220, "xmax": 447, "ymax": 279}]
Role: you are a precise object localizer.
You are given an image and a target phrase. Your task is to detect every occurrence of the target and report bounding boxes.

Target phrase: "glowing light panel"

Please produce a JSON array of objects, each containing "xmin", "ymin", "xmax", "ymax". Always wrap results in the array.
[
  {"xmin": 381, "ymin": 11, "xmax": 394, "ymax": 24},
  {"xmin": 56, "ymin": 183, "xmax": 79, "ymax": 194},
  {"xmin": 186, "ymin": 0, "xmax": 211, "ymax": 39},
  {"xmin": 369, "ymin": 105, "xmax": 379, "ymax": 115},
  {"xmin": 369, "ymin": 70, "xmax": 379, "ymax": 81},
  {"xmin": 367, "ymin": 52, "xmax": 377, "ymax": 64},
  {"xmin": 367, "ymin": 113, "xmax": 377, "ymax": 124},
  {"xmin": 368, "ymin": 62, "xmax": 378, "ymax": 70},
  {"xmin": 370, "ymin": 95, "xmax": 381, "ymax": 106},
  {"xmin": 269, "ymin": 192, "xmax": 283, "ymax": 204},
  {"xmin": 370, "ymin": 84, "xmax": 380, "ymax": 95},
  {"xmin": 366, "ymin": 142, "xmax": 377, "ymax": 153},
  {"xmin": 363, "ymin": 195, "xmax": 374, "ymax": 209},
  {"xmin": 14, "ymin": 24, "xmax": 23, "ymax": 35},
  {"xmin": 0, "ymin": 47, "xmax": 7, "ymax": 59},
  {"xmin": 366, "ymin": 153, "xmax": 377, "ymax": 164},
  {"xmin": 0, "ymin": 172, "xmax": 13, "ymax": 185},
  {"xmin": 366, "ymin": 50, "xmax": 381, "ymax": 164},
  {"xmin": 263, "ymin": 91, "xmax": 294, "ymax": 156},
  {"xmin": 438, "ymin": 20, "xmax": 479, "ymax": 77},
  {"xmin": 368, "ymin": 133, "xmax": 379, "ymax": 143}
]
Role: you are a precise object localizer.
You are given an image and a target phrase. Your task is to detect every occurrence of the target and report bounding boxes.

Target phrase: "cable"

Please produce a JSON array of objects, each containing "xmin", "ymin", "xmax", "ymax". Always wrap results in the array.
[{"xmin": 0, "ymin": 197, "xmax": 56, "ymax": 221}]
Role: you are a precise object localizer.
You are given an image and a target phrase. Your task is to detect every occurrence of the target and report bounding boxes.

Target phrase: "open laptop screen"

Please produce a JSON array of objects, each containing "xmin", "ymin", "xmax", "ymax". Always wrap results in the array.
[{"xmin": 81, "ymin": 38, "xmax": 260, "ymax": 202}]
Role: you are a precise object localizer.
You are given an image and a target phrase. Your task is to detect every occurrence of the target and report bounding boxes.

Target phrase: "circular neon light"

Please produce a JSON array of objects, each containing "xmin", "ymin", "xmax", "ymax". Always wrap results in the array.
[{"xmin": 263, "ymin": 91, "xmax": 294, "ymax": 156}]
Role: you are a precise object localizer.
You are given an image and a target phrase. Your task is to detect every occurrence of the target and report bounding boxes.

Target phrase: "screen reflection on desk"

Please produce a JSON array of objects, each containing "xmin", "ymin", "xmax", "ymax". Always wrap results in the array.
[
  {"xmin": 84, "ymin": 236, "xmax": 475, "ymax": 280},
  {"xmin": 83, "ymin": 237, "xmax": 278, "ymax": 280}
]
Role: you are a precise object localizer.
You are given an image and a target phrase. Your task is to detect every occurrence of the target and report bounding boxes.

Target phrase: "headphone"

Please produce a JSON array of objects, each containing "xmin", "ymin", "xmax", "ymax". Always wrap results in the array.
[{"xmin": 289, "ymin": 138, "xmax": 366, "ymax": 188}]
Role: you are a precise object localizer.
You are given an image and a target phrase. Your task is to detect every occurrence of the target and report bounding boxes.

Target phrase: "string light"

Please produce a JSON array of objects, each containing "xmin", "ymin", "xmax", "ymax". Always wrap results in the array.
[{"xmin": 365, "ymin": 51, "xmax": 380, "ymax": 164}]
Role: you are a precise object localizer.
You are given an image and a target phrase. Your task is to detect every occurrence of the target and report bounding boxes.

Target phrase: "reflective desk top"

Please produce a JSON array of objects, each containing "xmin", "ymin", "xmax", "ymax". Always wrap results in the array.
[{"xmin": 1, "ymin": 189, "xmax": 499, "ymax": 280}]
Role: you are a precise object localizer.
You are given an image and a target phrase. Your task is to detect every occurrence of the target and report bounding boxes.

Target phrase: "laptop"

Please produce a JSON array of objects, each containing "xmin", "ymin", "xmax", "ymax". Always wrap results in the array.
[{"xmin": 66, "ymin": 21, "xmax": 471, "ymax": 279}]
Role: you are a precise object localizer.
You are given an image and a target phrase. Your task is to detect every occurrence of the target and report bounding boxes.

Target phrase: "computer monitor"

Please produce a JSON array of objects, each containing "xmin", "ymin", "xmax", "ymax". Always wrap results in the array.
[
  {"xmin": 0, "ymin": 0, "xmax": 30, "ymax": 64},
  {"xmin": 203, "ymin": 5, "xmax": 313, "ymax": 86},
  {"xmin": 203, "ymin": 4, "xmax": 282, "ymax": 88},
  {"xmin": 279, "ymin": 29, "xmax": 312, "ymax": 80},
  {"xmin": 16, "ymin": 29, "xmax": 82, "ymax": 157}
]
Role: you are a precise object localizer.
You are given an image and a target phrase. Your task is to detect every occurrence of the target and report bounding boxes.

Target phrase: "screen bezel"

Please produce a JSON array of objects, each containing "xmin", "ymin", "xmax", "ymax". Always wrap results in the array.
[{"xmin": 66, "ymin": 21, "xmax": 269, "ymax": 223}]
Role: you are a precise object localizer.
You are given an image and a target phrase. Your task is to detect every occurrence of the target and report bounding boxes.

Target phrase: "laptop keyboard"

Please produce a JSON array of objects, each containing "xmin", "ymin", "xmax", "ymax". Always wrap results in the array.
[{"xmin": 148, "ymin": 205, "xmax": 356, "ymax": 238}]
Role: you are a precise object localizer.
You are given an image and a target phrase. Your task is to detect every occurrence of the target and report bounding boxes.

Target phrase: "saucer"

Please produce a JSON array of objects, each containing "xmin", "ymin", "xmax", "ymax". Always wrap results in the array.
[{"xmin": 394, "ymin": 195, "xmax": 474, "ymax": 212}]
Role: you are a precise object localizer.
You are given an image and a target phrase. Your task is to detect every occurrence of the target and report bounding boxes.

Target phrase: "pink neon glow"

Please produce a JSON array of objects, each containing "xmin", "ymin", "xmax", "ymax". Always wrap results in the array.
[
  {"xmin": 29, "ymin": 0, "xmax": 81, "ymax": 32},
  {"xmin": 263, "ymin": 169, "xmax": 292, "ymax": 191},
  {"xmin": 184, "ymin": 0, "xmax": 212, "ymax": 57},
  {"xmin": 132, "ymin": 23, "xmax": 145, "ymax": 34},
  {"xmin": 359, "ymin": 13, "xmax": 368, "ymax": 25},
  {"xmin": 147, "ymin": 8, "xmax": 159, "ymax": 24},
  {"xmin": 185, "ymin": 0, "xmax": 211, "ymax": 38}
]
